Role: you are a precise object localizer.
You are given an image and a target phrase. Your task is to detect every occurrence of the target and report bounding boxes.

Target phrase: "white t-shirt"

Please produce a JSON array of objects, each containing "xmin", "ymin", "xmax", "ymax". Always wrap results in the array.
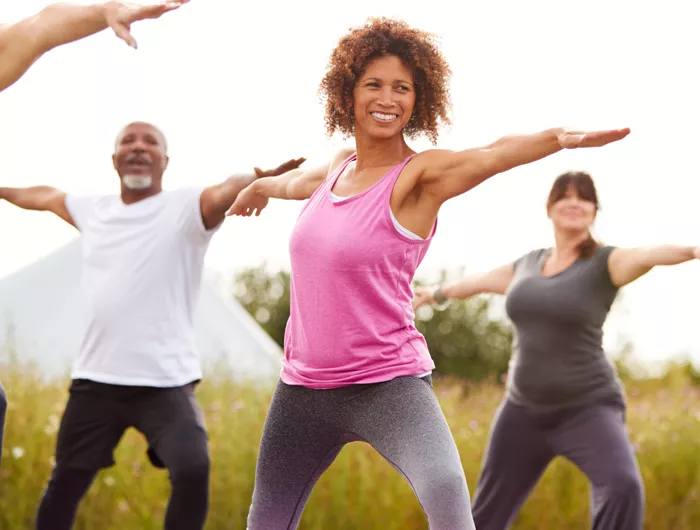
[{"xmin": 64, "ymin": 188, "xmax": 219, "ymax": 387}]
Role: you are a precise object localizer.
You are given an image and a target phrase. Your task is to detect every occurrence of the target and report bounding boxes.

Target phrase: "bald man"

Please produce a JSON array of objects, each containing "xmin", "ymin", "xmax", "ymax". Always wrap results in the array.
[
  {"xmin": 0, "ymin": 1, "xmax": 188, "ymax": 92},
  {"xmin": 0, "ymin": 0, "xmax": 187, "ymax": 479},
  {"xmin": 0, "ymin": 122, "xmax": 304, "ymax": 530}
]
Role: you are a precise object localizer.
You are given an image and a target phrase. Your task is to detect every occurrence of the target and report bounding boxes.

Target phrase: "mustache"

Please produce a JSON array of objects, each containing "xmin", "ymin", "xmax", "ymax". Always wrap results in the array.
[{"xmin": 125, "ymin": 152, "xmax": 153, "ymax": 164}]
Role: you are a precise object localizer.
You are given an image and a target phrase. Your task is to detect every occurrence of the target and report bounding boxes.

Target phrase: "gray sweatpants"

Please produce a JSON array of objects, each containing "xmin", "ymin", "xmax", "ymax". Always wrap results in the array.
[
  {"xmin": 247, "ymin": 375, "xmax": 475, "ymax": 529},
  {"xmin": 472, "ymin": 398, "xmax": 644, "ymax": 530}
]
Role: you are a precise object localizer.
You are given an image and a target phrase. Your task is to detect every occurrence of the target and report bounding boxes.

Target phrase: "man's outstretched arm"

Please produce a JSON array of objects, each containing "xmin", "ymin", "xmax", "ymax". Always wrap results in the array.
[
  {"xmin": 0, "ymin": 186, "xmax": 75, "ymax": 227},
  {"xmin": 0, "ymin": 1, "xmax": 189, "ymax": 92}
]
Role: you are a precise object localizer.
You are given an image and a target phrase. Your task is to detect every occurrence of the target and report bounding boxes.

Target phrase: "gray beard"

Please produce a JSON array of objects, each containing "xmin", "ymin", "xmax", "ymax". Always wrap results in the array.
[{"xmin": 122, "ymin": 175, "xmax": 153, "ymax": 190}]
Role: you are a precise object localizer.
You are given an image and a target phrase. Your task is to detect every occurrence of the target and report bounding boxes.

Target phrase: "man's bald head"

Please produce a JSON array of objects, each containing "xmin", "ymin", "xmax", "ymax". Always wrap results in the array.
[
  {"xmin": 112, "ymin": 121, "xmax": 170, "ymax": 196},
  {"xmin": 114, "ymin": 121, "xmax": 168, "ymax": 155}
]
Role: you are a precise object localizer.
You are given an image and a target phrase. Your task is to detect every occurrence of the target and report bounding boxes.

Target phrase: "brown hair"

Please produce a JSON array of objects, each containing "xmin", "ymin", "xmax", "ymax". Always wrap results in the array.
[
  {"xmin": 546, "ymin": 171, "xmax": 601, "ymax": 259},
  {"xmin": 318, "ymin": 17, "xmax": 452, "ymax": 145}
]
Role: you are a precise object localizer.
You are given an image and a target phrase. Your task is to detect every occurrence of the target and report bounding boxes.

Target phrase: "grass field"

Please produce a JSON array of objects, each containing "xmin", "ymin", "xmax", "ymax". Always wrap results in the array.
[{"xmin": 1, "ymin": 360, "xmax": 699, "ymax": 529}]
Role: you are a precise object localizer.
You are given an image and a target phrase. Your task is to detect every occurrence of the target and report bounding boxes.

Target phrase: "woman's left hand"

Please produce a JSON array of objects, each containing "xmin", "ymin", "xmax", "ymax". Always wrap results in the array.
[{"xmin": 557, "ymin": 128, "xmax": 631, "ymax": 149}]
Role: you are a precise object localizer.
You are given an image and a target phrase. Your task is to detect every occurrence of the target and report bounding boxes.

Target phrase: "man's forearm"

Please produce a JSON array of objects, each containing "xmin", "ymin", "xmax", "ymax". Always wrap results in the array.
[
  {"xmin": 200, "ymin": 172, "xmax": 260, "ymax": 229},
  {"xmin": 0, "ymin": 186, "xmax": 63, "ymax": 210},
  {"xmin": 216, "ymin": 173, "xmax": 259, "ymax": 209}
]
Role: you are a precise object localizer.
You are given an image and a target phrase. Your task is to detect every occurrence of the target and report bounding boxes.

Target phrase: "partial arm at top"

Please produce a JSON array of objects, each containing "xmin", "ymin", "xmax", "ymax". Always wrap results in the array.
[{"xmin": 0, "ymin": 1, "xmax": 189, "ymax": 91}]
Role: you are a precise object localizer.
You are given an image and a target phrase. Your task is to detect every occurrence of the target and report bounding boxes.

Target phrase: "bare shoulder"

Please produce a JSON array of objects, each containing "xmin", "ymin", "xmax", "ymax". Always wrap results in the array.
[
  {"xmin": 326, "ymin": 147, "xmax": 356, "ymax": 178},
  {"xmin": 411, "ymin": 149, "xmax": 454, "ymax": 165},
  {"xmin": 396, "ymin": 148, "xmax": 452, "ymax": 183},
  {"xmin": 407, "ymin": 148, "xmax": 457, "ymax": 176}
]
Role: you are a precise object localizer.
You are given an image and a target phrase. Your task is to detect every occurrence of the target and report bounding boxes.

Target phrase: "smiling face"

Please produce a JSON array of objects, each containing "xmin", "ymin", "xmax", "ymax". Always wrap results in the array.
[
  {"xmin": 546, "ymin": 172, "xmax": 599, "ymax": 236},
  {"xmin": 112, "ymin": 122, "xmax": 169, "ymax": 193},
  {"xmin": 351, "ymin": 55, "xmax": 416, "ymax": 141}
]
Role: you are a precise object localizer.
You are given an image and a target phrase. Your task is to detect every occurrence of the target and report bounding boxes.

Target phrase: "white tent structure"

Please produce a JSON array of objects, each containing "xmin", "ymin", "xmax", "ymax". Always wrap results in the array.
[{"xmin": 0, "ymin": 240, "xmax": 282, "ymax": 381}]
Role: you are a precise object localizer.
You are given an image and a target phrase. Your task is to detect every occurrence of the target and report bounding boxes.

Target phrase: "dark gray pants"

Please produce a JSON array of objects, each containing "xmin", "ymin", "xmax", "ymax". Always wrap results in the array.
[
  {"xmin": 0, "ymin": 381, "xmax": 6, "ymax": 467},
  {"xmin": 247, "ymin": 375, "xmax": 474, "ymax": 530},
  {"xmin": 36, "ymin": 379, "xmax": 210, "ymax": 530},
  {"xmin": 472, "ymin": 399, "xmax": 644, "ymax": 530}
]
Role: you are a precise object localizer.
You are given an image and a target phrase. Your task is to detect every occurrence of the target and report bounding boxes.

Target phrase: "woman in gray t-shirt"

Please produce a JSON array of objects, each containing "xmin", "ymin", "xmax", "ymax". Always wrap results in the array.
[{"xmin": 414, "ymin": 171, "xmax": 700, "ymax": 530}]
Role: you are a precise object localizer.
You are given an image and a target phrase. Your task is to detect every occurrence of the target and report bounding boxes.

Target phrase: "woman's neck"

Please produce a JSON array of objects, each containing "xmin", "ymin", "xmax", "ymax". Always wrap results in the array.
[
  {"xmin": 353, "ymin": 131, "xmax": 414, "ymax": 170},
  {"xmin": 551, "ymin": 230, "xmax": 589, "ymax": 260}
]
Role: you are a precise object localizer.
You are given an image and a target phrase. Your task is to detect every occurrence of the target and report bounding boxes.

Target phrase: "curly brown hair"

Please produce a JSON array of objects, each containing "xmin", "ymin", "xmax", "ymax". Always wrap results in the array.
[{"xmin": 319, "ymin": 17, "xmax": 452, "ymax": 145}]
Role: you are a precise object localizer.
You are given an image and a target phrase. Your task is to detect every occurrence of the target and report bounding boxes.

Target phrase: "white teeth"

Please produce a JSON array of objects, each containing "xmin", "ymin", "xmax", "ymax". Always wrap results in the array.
[{"xmin": 371, "ymin": 112, "xmax": 398, "ymax": 121}]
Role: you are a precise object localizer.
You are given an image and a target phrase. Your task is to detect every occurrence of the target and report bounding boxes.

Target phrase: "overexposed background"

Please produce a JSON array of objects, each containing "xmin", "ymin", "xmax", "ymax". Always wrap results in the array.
[{"xmin": 1, "ymin": 0, "xmax": 698, "ymax": 367}]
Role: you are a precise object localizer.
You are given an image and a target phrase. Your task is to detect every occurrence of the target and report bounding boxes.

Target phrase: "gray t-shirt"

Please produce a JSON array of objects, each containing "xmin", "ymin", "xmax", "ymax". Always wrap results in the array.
[{"xmin": 504, "ymin": 245, "xmax": 625, "ymax": 413}]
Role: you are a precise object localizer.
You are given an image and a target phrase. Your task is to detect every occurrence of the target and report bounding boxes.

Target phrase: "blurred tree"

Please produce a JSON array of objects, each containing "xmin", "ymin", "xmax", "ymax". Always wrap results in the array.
[
  {"xmin": 232, "ymin": 266, "xmax": 291, "ymax": 347},
  {"xmin": 414, "ymin": 296, "xmax": 513, "ymax": 383}
]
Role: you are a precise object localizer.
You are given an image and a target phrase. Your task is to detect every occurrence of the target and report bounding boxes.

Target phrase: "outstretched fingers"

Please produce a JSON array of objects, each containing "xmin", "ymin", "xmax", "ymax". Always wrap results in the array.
[
  {"xmin": 111, "ymin": 22, "xmax": 137, "ymax": 49},
  {"xmin": 277, "ymin": 157, "xmax": 306, "ymax": 174},
  {"xmin": 145, "ymin": 0, "xmax": 191, "ymax": 18},
  {"xmin": 580, "ymin": 128, "xmax": 631, "ymax": 147},
  {"xmin": 259, "ymin": 157, "xmax": 307, "ymax": 178},
  {"xmin": 560, "ymin": 128, "xmax": 630, "ymax": 149}
]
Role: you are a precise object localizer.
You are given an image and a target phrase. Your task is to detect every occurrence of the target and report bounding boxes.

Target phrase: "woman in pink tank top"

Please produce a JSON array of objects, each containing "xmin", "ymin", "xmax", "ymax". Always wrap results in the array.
[{"xmin": 228, "ymin": 18, "xmax": 629, "ymax": 530}]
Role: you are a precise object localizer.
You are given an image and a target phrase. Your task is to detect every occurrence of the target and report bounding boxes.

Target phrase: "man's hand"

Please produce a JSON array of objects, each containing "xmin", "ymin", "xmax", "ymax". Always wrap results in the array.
[
  {"xmin": 254, "ymin": 157, "xmax": 306, "ymax": 179},
  {"xmin": 106, "ymin": 0, "xmax": 190, "ymax": 49}
]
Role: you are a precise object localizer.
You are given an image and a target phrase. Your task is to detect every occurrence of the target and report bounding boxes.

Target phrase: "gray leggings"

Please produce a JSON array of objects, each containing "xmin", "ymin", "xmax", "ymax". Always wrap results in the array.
[
  {"xmin": 472, "ymin": 398, "xmax": 644, "ymax": 530},
  {"xmin": 247, "ymin": 375, "xmax": 474, "ymax": 530}
]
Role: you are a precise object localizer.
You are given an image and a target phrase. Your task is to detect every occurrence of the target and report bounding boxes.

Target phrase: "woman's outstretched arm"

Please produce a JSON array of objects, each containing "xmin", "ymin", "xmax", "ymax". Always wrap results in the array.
[{"xmin": 412, "ymin": 127, "xmax": 630, "ymax": 205}]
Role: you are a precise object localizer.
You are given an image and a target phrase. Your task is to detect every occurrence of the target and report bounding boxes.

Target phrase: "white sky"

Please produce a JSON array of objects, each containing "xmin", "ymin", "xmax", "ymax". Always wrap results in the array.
[{"xmin": 1, "ymin": 0, "xmax": 699, "ymax": 368}]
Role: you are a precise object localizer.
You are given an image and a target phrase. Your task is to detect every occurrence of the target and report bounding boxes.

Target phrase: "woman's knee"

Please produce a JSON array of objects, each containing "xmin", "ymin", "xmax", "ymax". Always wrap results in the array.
[
  {"xmin": 422, "ymin": 463, "xmax": 470, "ymax": 501},
  {"xmin": 603, "ymin": 467, "xmax": 644, "ymax": 503}
]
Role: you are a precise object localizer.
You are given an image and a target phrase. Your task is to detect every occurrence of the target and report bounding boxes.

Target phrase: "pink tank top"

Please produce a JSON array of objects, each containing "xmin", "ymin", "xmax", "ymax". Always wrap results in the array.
[{"xmin": 281, "ymin": 153, "xmax": 437, "ymax": 389}]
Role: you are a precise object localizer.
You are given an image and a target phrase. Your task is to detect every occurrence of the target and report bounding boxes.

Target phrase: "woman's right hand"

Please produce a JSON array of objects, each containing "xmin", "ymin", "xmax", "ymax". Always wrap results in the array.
[
  {"xmin": 226, "ymin": 181, "xmax": 270, "ymax": 217},
  {"xmin": 412, "ymin": 286, "xmax": 436, "ymax": 310}
]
